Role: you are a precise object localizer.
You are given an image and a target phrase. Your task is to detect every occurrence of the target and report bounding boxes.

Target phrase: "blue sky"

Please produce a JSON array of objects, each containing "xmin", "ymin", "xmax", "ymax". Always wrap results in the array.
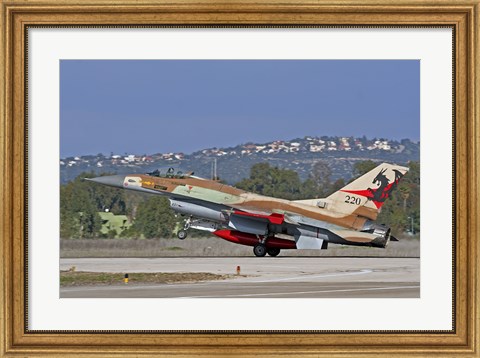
[{"xmin": 60, "ymin": 60, "xmax": 419, "ymax": 158}]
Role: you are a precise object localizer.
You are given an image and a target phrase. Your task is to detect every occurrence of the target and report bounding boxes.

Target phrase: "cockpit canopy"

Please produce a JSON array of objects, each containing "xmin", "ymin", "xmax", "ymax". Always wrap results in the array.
[{"xmin": 146, "ymin": 167, "xmax": 193, "ymax": 179}]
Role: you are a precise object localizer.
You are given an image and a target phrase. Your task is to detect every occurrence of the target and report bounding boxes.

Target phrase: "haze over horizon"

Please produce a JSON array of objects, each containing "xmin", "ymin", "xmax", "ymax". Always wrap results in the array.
[
  {"xmin": 60, "ymin": 134, "xmax": 419, "ymax": 158},
  {"xmin": 61, "ymin": 60, "xmax": 420, "ymax": 158}
]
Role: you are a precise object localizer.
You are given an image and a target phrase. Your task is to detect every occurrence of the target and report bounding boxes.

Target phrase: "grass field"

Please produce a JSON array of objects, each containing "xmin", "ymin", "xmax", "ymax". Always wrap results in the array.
[
  {"xmin": 61, "ymin": 235, "xmax": 420, "ymax": 258},
  {"xmin": 60, "ymin": 271, "xmax": 236, "ymax": 287}
]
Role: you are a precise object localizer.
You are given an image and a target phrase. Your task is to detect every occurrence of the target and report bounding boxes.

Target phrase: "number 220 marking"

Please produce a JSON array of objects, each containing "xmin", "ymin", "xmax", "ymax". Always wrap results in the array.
[{"xmin": 344, "ymin": 195, "xmax": 361, "ymax": 205}]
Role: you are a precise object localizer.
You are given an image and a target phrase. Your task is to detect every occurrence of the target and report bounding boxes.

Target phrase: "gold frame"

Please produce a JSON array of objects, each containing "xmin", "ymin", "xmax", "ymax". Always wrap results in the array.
[{"xmin": 1, "ymin": 0, "xmax": 478, "ymax": 356}]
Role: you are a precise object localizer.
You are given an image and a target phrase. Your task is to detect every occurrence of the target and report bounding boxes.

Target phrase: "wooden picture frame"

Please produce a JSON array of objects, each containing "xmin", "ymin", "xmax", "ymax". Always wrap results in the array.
[{"xmin": 1, "ymin": 0, "xmax": 478, "ymax": 356}]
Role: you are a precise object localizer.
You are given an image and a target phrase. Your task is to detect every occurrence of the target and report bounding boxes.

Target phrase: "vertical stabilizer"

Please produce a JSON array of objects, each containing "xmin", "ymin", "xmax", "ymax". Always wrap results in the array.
[{"xmin": 326, "ymin": 163, "xmax": 409, "ymax": 218}]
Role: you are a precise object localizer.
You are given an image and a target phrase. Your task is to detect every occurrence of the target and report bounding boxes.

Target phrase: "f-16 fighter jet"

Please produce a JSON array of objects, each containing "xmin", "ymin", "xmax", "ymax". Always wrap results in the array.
[{"xmin": 88, "ymin": 163, "xmax": 408, "ymax": 257}]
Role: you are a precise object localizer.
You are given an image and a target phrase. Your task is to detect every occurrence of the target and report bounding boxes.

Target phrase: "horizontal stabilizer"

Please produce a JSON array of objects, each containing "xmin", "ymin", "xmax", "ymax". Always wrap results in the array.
[{"xmin": 295, "ymin": 235, "xmax": 328, "ymax": 250}]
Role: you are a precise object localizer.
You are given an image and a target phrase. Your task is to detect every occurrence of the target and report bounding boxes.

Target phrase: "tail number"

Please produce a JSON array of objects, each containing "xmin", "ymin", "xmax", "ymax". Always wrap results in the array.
[{"xmin": 345, "ymin": 195, "xmax": 361, "ymax": 205}]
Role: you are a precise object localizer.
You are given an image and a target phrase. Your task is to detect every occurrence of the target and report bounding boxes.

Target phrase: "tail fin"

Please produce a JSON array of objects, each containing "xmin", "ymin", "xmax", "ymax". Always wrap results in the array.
[{"xmin": 326, "ymin": 163, "xmax": 409, "ymax": 217}]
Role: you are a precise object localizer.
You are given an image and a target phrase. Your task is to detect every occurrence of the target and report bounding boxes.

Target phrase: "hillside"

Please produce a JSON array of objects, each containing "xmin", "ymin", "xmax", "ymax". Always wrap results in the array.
[{"xmin": 60, "ymin": 136, "xmax": 420, "ymax": 184}]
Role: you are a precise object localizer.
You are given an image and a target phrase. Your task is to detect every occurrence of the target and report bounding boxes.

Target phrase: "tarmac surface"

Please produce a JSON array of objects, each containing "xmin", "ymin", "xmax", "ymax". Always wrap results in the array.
[{"xmin": 60, "ymin": 257, "xmax": 420, "ymax": 298}]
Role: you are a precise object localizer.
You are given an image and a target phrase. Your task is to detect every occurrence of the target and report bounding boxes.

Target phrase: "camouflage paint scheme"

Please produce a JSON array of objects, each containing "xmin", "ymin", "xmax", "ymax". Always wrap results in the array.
[{"xmin": 88, "ymin": 163, "xmax": 409, "ymax": 257}]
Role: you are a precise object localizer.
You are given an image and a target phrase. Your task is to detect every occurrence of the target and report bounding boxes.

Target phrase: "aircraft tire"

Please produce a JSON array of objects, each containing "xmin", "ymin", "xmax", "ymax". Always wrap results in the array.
[
  {"xmin": 253, "ymin": 244, "xmax": 267, "ymax": 257},
  {"xmin": 177, "ymin": 230, "xmax": 188, "ymax": 240},
  {"xmin": 267, "ymin": 248, "xmax": 281, "ymax": 257}
]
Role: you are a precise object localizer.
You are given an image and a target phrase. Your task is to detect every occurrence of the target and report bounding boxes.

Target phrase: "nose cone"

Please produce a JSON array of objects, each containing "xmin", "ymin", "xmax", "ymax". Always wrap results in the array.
[{"xmin": 86, "ymin": 174, "xmax": 125, "ymax": 188}]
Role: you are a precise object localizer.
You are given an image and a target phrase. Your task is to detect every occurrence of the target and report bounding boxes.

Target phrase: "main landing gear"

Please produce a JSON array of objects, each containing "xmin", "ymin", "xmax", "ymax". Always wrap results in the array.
[
  {"xmin": 267, "ymin": 247, "xmax": 281, "ymax": 257},
  {"xmin": 253, "ymin": 244, "xmax": 267, "ymax": 257},
  {"xmin": 253, "ymin": 244, "xmax": 281, "ymax": 257}
]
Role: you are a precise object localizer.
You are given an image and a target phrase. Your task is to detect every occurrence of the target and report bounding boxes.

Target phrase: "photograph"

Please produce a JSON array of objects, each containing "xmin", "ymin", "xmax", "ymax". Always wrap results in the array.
[
  {"xmin": 2, "ymin": 2, "xmax": 477, "ymax": 354},
  {"xmin": 59, "ymin": 59, "xmax": 421, "ymax": 299}
]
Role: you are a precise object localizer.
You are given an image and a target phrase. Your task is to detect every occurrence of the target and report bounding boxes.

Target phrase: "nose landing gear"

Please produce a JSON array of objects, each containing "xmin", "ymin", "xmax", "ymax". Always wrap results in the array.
[
  {"xmin": 177, "ymin": 230, "xmax": 188, "ymax": 240},
  {"xmin": 177, "ymin": 217, "xmax": 191, "ymax": 240}
]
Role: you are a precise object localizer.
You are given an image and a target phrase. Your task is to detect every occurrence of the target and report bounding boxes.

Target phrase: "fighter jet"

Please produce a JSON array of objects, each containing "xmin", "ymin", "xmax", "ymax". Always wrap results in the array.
[{"xmin": 87, "ymin": 163, "xmax": 408, "ymax": 257}]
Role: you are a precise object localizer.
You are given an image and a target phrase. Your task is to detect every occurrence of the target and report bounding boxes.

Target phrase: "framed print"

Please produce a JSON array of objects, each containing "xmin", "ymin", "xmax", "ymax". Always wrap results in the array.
[{"xmin": 1, "ymin": 0, "xmax": 479, "ymax": 356}]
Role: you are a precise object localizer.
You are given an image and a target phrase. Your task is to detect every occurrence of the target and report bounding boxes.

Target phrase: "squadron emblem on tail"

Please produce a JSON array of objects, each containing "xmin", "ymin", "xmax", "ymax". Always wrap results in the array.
[
  {"xmin": 367, "ymin": 168, "xmax": 405, "ymax": 204},
  {"xmin": 340, "ymin": 166, "xmax": 407, "ymax": 209}
]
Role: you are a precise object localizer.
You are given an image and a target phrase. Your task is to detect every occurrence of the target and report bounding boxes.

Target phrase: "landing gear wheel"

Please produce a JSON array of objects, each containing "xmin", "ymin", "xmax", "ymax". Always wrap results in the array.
[
  {"xmin": 177, "ymin": 230, "xmax": 188, "ymax": 240},
  {"xmin": 267, "ymin": 248, "xmax": 281, "ymax": 257},
  {"xmin": 253, "ymin": 244, "xmax": 267, "ymax": 257}
]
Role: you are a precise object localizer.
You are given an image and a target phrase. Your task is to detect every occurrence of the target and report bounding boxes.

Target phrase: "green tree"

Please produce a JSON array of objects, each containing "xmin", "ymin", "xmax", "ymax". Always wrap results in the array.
[
  {"xmin": 353, "ymin": 160, "xmax": 377, "ymax": 177},
  {"xmin": 60, "ymin": 176, "xmax": 102, "ymax": 238},
  {"xmin": 300, "ymin": 162, "xmax": 344, "ymax": 198},
  {"xmin": 130, "ymin": 197, "xmax": 177, "ymax": 239},
  {"xmin": 376, "ymin": 161, "xmax": 420, "ymax": 234},
  {"xmin": 82, "ymin": 172, "xmax": 128, "ymax": 214},
  {"xmin": 308, "ymin": 161, "xmax": 332, "ymax": 196},
  {"xmin": 300, "ymin": 178, "xmax": 319, "ymax": 199},
  {"xmin": 60, "ymin": 172, "xmax": 130, "ymax": 238},
  {"xmin": 236, "ymin": 163, "xmax": 302, "ymax": 200},
  {"xmin": 330, "ymin": 177, "xmax": 346, "ymax": 193}
]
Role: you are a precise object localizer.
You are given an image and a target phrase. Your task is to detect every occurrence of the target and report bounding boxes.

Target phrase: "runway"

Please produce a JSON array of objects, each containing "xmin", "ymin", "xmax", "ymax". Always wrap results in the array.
[{"xmin": 60, "ymin": 257, "xmax": 420, "ymax": 298}]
